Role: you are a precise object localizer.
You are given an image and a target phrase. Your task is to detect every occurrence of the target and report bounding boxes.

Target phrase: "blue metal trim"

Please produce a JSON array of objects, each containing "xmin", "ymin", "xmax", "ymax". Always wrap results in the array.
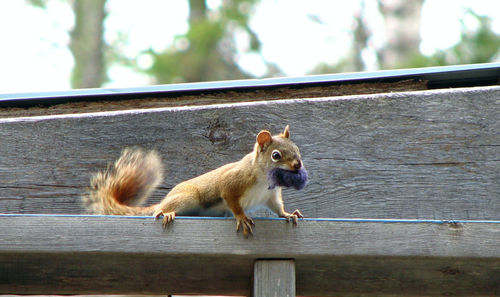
[
  {"xmin": 1, "ymin": 63, "xmax": 499, "ymax": 107},
  {"xmin": 1, "ymin": 213, "xmax": 499, "ymax": 224}
]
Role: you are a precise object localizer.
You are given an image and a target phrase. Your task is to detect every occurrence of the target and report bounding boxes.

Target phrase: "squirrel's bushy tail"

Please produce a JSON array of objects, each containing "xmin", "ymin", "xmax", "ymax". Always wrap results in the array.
[{"xmin": 83, "ymin": 148, "xmax": 163, "ymax": 216}]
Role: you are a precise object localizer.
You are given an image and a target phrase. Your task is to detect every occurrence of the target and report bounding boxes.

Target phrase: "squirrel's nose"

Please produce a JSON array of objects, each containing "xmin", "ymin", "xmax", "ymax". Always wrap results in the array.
[{"xmin": 293, "ymin": 160, "xmax": 302, "ymax": 170}]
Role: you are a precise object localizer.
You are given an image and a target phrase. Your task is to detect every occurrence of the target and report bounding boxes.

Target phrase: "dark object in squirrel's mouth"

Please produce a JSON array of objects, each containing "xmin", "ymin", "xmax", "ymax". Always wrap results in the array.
[{"xmin": 267, "ymin": 167, "xmax": 308, "ymax": 190}]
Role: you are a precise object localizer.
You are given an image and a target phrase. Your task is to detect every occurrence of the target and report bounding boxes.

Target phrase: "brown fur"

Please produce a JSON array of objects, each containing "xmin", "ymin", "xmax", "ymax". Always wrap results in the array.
[
  {"xmin": 83, "ymin": 126, "xmax": 304, "ymax": 236},
  {"xmin": 82, "ymin": 148, "xmax": 163, "ymax": 215}
]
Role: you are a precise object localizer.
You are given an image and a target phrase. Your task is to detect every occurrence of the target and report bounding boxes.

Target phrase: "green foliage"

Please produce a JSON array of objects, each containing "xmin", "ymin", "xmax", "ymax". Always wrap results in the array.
[
  {"xmin": 402, "ymin": 10, "xmax": 500, "ymax": 68},
  {"xmin": 452, "ymin": 10, "xmax": 500, "ymax": 63},
  {"xmin": 219, "ymin": 0, "xmax": 261, "ymax": 52},
  {"xmin": 311, "ymin": 8, "xmax": 500, "ymax": 75},
  {"xmin": 147, "ymin": 0, "xmax": 261, "ymax": 84},
  {"xmin": 149, "ymin": 20, "xmax": 227, "ymax": 83},
  {"xmin": 26, "ymin": 0, "xmax": 48, "ymax": 9}
]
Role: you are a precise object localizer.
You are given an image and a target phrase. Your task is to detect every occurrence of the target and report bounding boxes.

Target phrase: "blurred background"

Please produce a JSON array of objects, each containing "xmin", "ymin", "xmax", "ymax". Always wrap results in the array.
[{"xmin": 0, "ymin": 0, "xmax": 499, "ymax": 93}]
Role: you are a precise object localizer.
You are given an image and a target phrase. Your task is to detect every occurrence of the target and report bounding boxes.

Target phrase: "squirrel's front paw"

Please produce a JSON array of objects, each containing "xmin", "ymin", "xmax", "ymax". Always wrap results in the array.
[
  {"xmin": 236, "ymin": 215, "xmax": 255, "ymax": 237},
  {"xmin": 154, "ymin": 210, "xmax": 176, "ymax": 229},
  {"xmin": 281, "ymin": 209, "xmax": 304, "ymax": 224}
]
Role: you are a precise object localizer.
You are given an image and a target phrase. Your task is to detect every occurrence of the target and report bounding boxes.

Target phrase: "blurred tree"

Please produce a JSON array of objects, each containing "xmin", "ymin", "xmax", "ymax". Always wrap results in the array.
[
  {"xmin": 407, "ymin": 10, "xmax": 500, "ymax": 67},
  {"xmin": 311, "ymin": 2, "xmax": 499, "ymax": 74},
  {"xmin": 311, "ymin": 0, "xmax": 425, "ymax": 74},
  {"xmin": 376, "ymin": 0, "xmax": 425, "ymax": 69},
  {"xmin": 28, "ymin": 0, "xmax": 108, "ymax": 88},
  {"xmin": 309, "ymin": 2, "xmax": 371, "ymax": 74},
  {"xmin": 147, "ymin": 0, "xmax": 261, "ymax": 83},
  {"xmin": 69, "ymin": 0, "xmax": 108, "ymax": 88}
]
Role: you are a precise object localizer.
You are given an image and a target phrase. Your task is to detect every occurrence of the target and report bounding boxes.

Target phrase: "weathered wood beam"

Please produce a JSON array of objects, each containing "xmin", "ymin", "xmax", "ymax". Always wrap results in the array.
[
  {"xmin": 253, "ymin": 260, "xmax": 296, "ymax": 297},
  {"xmin": 1, "ymin": 215, "xmax": 499, "ymax": 296},
  {"xmin": 1, "ymin": 86, "xmax": 499, "ymax": 220}
]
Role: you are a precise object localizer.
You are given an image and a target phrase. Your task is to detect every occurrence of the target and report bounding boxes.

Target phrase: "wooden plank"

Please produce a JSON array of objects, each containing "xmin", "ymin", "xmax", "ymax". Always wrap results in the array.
[
  {"xmin": 0, "ymin": 86, "xmax": 499, "ymax": 219},
  {"xmin": 0, "ymin": 215, "xmax": 499, "ymax": 296},
  {"xmin": 253, "ymin": 260, "xmax": 295, "ymax": 297}
]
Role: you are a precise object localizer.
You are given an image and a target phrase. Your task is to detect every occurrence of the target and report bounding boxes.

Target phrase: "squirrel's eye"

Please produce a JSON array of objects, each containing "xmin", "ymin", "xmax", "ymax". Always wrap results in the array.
[{"xmin": 271, "ymin": 150, "xmax": 282, "ymax": 162}]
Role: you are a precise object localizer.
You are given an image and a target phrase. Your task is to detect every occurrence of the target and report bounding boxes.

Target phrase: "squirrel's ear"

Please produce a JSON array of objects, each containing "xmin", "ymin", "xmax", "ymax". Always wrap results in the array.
[
  {"xmin": 256, "ymin": 130, "xmax": 272, "ymax": 150},
  {"xmin": 282, "ymin": 125, "xmax": 290, "ymax": 138}
]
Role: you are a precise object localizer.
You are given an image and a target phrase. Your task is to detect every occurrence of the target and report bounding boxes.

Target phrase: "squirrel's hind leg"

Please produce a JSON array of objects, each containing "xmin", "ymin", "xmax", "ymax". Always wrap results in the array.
[{"xmin": 153, "ymin": 185, "xmax": 201, "ymax": 228}]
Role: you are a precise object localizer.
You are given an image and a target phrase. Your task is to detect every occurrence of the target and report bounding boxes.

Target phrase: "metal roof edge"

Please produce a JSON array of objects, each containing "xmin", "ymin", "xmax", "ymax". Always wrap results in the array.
[{"xmin": 1, "ymin": 63, "xmax": 499, "ymax": 107}]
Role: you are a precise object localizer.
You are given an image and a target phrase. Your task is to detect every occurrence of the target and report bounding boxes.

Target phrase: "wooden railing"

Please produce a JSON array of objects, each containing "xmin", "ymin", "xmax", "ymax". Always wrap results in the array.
[
  {"xmin": 1, "ymin": 72, "xmax": 499, "ymax": 296},
  {"xmin": 2, "ymin": 215, "xmax": 499, "ymax": 296}
]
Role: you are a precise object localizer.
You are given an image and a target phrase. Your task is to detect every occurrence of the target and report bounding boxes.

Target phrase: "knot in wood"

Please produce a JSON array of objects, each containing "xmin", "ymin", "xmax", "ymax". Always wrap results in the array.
[{"xmin": 206, "ymin": 119, "xmax": 230, "ymax": 145}]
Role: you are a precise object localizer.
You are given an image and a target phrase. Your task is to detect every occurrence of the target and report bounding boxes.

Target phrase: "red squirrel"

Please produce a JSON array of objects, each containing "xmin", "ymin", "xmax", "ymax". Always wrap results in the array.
[{"xmin": 83, "ymin": 125, "xmax": 307, "ymax": 236}]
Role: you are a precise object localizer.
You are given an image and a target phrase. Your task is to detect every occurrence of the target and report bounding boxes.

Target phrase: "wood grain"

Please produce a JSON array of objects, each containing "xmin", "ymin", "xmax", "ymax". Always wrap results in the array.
[
  {"xmin": 253, "ymin": 260, "xmax": 296, "ymax": 297},
  {"xmin": 0, "ymin": 215, "xmax": 499, "ymax": 296},
  {"xmin": 0, "ymin": 86, "xmax": 499, "ymax": 219}
]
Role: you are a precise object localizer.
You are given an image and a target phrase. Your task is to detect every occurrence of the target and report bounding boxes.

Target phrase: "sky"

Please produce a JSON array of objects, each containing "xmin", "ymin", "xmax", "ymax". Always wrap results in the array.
[{"xmin": 0, "ymin": 0, "xmax": 499, "ymax": 94}]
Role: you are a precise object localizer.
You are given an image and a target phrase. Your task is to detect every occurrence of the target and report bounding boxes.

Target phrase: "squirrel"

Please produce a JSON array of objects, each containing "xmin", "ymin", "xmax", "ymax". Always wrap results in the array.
[{"xmin": 82, "ymin": 125, "xmax": 307, "ymax": 236}]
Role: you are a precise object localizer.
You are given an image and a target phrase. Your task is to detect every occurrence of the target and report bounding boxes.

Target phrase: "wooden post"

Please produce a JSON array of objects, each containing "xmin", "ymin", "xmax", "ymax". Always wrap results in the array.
[{"xmin": 253, "ymin": 260, "xmax": 295, "ymax": 297}]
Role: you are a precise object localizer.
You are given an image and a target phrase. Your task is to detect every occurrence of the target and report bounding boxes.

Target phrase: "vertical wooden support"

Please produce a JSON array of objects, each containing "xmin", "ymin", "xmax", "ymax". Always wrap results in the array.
[{"xmin": 253, "ymin": 260, "xmax": 295, "ymax": 297}]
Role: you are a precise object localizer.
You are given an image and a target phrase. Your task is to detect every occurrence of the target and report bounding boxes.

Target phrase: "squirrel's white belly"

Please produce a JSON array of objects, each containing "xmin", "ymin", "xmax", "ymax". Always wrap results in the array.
[{"xmin": 239, "ymin": 178, "xmax": 274, "ymax": 211}]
